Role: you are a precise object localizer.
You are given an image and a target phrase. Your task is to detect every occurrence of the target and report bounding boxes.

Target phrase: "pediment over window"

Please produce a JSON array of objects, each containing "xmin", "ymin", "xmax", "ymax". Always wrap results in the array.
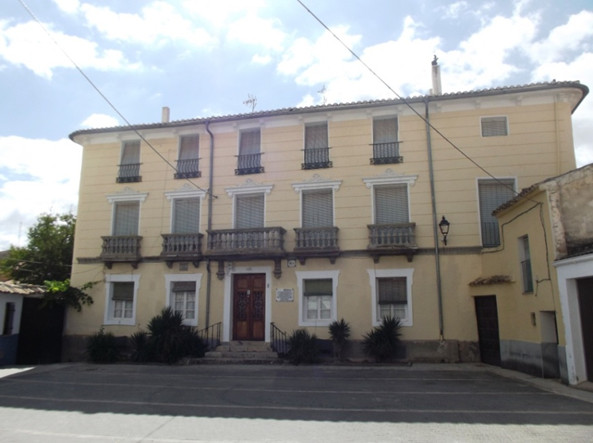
[
  {"xmin": 106, "ymin": 187, "xmax": 148, "ymax": 203},
  {"xmin": 165, "ymin": 183, "xmax": 206, "ymax": 200},
  {"xmin": 292, "ymin": 174, "xmax": 342, "ymax": 192},
  {"xmin": 225, "ymin": 178, "xmax": 273, "ymax": 197},
  {"xmin": 363, "ymin": 169, "xmax": 418, "ymax": 188}
]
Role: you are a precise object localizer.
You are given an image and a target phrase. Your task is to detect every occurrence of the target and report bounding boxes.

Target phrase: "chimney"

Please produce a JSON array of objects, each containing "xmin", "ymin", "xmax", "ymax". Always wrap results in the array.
[
  {"xmin": 431, "ymin": 55, "xmax": 442, "ymax": 96},
  {"xmin": 161, "ymin": 106, "xmax": 170, "ymax": 123}
]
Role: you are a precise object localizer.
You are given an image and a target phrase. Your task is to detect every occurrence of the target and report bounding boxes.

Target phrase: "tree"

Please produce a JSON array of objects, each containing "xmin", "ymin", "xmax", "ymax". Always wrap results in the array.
[{"xmin": 1, "ymin": 213, "xmax": 75, "ymax": 284}]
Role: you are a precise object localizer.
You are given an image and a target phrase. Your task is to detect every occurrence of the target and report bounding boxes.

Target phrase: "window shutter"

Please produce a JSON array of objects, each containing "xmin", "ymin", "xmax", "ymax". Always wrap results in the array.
[
  {"xmin": 302, "ymin": 189, "xmax": 333, "ymax": 228},
  {"xmin": 305, "ymin": 123, "xmax": 328, "ymax": 150},
  {"xmin": 173, "ymin": 198, "xmax": 200, "ymax": 234},
  {"xmin": 378, "ymin": 277, "xmax": 407, "ymax": 304},
  {"xmin": 374, "ymin": 184, "xmax": 408, "ymax": 224},
  {"xmin": 304, "ymin": 279, "xmax": 332, "ymax": 296},
  {"xmin": 112, "ymin": 282, "xmax": 134, "ymax": 301},
  {"xmin": 478, "ymin": 179, "xmax": 515, "ymax": 246},
  {"xmin": 239, "ymin": 129, "xmax": 261, "ymax": 155},
  {"xmin": 373, "ymin": 117, "xmax": 398, "ymax": 144},
  {"xmin": 113, "ymin": 201, "xmax": 139, "ymax": 236},
  {"xmin": 172, "ymin": 281, "xmax": 196, "ymax": 292},
  {"xmin": 481, "ymin": 117, "xmax": 508, "ymax": 137},
  {"xmin": 179, "ymin": 135, "xmax": 199, "ymax": 160},
  {"xmin": 235, "ymin": 193, "xmax": 265, "ymax": 229},
  {"xmin": 121, "ymin": 141, "xmax": 140, "ymax": 164}
]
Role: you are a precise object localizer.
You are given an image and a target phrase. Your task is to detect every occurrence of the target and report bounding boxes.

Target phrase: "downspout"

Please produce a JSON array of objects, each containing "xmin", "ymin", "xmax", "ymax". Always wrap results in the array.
[
  {"xmin": 205, "ymin": 121, "xmax": 215, "ymax": 328},
  {"xmin": 425, "ymin": 98, "xmax": 445, "ymax": 340}
]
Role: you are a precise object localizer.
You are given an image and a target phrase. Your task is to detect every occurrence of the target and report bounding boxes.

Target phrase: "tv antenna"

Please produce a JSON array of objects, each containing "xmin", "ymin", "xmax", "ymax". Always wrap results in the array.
[
  {"xmin": 243, "ymin": 94, "xmax": 257, "ymax": 112},
  {"xmin": 318, "ymin": 85, "xmax": 327, "ymax": 105}
]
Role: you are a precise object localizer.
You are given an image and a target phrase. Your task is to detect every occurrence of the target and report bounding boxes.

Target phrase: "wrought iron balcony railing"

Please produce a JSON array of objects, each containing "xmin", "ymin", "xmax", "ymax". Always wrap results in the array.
[
  {"xmin": 116, "ymin": 163, "xmax": 142, "ymax": 183},
  {"xmin": 367, "ymin": 223, "xmax": 416, "ymax": 248},
  {"xmin": 302, "ymin": 147, "xmax": 332, "ymax": 169},
  {"xmin": 235, "ymin": 153, "xmax": 264, "ymax": 175},
  {"xmin": 370, "ymin": 142, "xmax": 403, "ymax": 165},
  {"xmin": 174, "ymin": 158, "xmax": 201, "ymax": 179},
  {"xmin": 100, "ymin": 236, "xmax": 142, "ymax": 267},
  {"xmin": 207, "ymin": 227, "xmax": 286, "ymax": 255}
]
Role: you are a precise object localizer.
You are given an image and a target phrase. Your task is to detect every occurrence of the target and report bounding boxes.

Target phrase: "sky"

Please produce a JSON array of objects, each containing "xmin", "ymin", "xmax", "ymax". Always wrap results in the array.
[{"xmin": 1, "ymin": 0, "xmax": 592, "ymax": 250}]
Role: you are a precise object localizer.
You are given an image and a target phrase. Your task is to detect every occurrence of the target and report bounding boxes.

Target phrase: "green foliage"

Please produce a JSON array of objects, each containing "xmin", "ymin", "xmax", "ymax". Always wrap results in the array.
[
  {"xmin": 362, "ymin": 317, "xmax": 402, "ymax": 363},
  {"xmin": 86, "ymin": 328, "xmax": 119, "ymax": 363},
  {"xmin": 287, "ymin": 329, "xmax": 319, "ymax": 365},
  {"xmin": 0, "ymin": 213, "xmax": 75, "ymax": 284},
  {"xmin": 329, "ymin": 318, "xmax": 351, "ymax": 361},
  {"xmin": 43, "ymin": 279, "xmax": 95, "ymax": 312},
  {"xmin": 132, "ymin": 307, "xmax": 206, "ymax": 364}
]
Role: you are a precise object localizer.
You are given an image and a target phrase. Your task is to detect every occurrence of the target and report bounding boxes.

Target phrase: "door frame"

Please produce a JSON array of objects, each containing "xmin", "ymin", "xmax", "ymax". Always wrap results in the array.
[{"xmin": 223, "ymin": 265, "xmax": 272, "ymax": 343}]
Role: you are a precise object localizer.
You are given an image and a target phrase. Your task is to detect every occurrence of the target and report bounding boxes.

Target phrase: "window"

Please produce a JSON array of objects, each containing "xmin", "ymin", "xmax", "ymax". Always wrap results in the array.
[
  {"xmin": 368, "ymin": 268, "xmax": 413, "ymax": 326},
  {"xmin": 237, "ymin": 128, "xmax": 263, "ymax": 174},
  {"xmin": 303, "ymin": 123, "xmax": 331, "ymax": 169},
  {"xmin": 302, "ymin": 189, "xmax": 333, "ymax": 228},
  {"xmin": 481, "ymin": 116, "xmax": 508, "ymax": 137},
  {"xmin": 2, "ymin": 302, "xmax": 15, "ymax": 335},
  {"xmin": 172, "ymin": 198, "xmax": 200, "ymax": 234},
  {"xmin": 113, "ymin": 201, "xmax": 140, "ymax": 236},
  {"xmin": 519, "ymin": 235, "xmax": 533, "ymax": 293},
  {"xmin": 478, "ymin": 178, "xmax": 516, "ymax": 247},
  {"xmin": 374, "ymin": 184, "xmax": 409, "ymax": 224},
  {"xmin": 235, "ymin": 193, "xmax": 265, "ymax": 229},
  {"xmin": 105, "ymin": 275, "xmax": 139, "ymax": 325},
  {"xmin": 117, "ymin": 140, "xmax": 141, "ymax": 182},
  {"xmin": 297, "ymin": 270, "xmax": 339, "ymax": 326},
  {"xmin": 371, "ymin": 116, "xmax": 401, "ymax": 164},
  {"xmin": 176, "ymin": 135, "xmax": 200, "ymax": 179},
  {"xmin": 165, "ymin": 274, "xmax": 202, "ymax": 326}
]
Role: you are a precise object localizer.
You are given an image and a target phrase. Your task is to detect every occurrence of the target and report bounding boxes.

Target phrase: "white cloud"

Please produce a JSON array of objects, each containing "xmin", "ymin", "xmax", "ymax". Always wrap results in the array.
[
  {"xmin": 251, "ymin": 54, "xmax": 272, "ymax": 65},
  {"xmin": 182, "ymin": 0, "xmax": 266, "ymax": 27},
  {"xmin": 81, "ymin": 113, "xmax": 119, "ymax": 129},
  {"xmin": 0, "ymin": 136, "xmax": 81, "ymax": 249},
  {"xmin": 52, "ymin": 0, "xmax": 80, "ymax": 14},
  {"xmin": 226, "ymin": 14, "xmax": 286, "ymax": 51},
  {"xmin": 0, "ymin": 20, "xmax": 137, "ymax": 79},
  {"xmin": 78, "ymin": 2, "xmax": 214, "ymax": 48},
  {"xmin": 442, "ymin": 1, "xmax": 469, "ymax": 19}
]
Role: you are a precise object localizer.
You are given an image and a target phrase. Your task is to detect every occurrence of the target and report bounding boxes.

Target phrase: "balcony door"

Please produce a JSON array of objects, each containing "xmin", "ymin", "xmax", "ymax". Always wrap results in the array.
[{"xmin": 233, "ymin": 273, "xmax": 266, "ymax": 341}]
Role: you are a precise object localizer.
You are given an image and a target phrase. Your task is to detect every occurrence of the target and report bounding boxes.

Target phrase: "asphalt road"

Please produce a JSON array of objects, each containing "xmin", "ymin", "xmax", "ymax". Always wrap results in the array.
[{"xmin": 0, "ymin": 362, "xmax": 592, "ymax": 442}]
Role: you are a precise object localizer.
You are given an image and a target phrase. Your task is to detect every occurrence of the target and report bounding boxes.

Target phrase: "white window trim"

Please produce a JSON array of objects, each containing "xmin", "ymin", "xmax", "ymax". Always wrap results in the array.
[
  {"xmin": 225, "ymin": 181, "xmax": 273, "ymax": 229},
  {"xmin": 106, "ymin": 188, "xmax": 148, "ymax": 236},
  {"xmin": 363, "ymin": 173, "xmax": 416, "ymax": 224},
  {"xmin": 297, "ymin": 270, "xmax": 340, "ymax": 327},
  {"xmin": 165, "ymin": 273, "xmax": 202, "ymax": 326},
  {"xmin": 104, "ymin": 274, "xmax": 140, "ymax": 326},
  {"xmin": 367, "ymin": 268, "xmax": 414, "ymax": 327},
  {"xmin": 165, "ymin": 185, "xmax": 206, "ymax": 233},
  {"xmin": 480, "ymin": 115, "xmax": 509, "ymax": 137},
  {"xmin": 292, "ymin": 175, "xmax": 341, "ymax": 227}
]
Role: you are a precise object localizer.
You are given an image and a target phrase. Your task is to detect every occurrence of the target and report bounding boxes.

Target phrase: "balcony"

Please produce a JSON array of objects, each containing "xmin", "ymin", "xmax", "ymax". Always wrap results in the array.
[
  {"xmin": 161, "ymin": 233, "xmax": 204, "ymax": 268},
  {"xmin": 235, "ymin": 153, "xmax": 264, "ymax": 175},
  {"xmin": 116, "ymin": 163, "xmax": 142, "ymax": 183},
  {"xmin": 100, "ymin": 236, "xmax": 142, "ymax": 268},
  {"xmin": 293, "ymin": 227, "xmax": 340, "ymax": 263},
  {"xmin": 302, "ymin": 147, "xmax": 332, "ymax": 170},
  {"xmin": 174, "ymin": 158, "xmax": 201, "ymax": 179},
  {"xmin": 370, "ymin": 142, "xmax": 403, "ymax": 165},
  {"xmin": 207, "ymin": 227, "xmax": 286, "ymax": 257},
  {"xmin": 367, "ymin": 223, "xmax": 417, "ymax": 262}
]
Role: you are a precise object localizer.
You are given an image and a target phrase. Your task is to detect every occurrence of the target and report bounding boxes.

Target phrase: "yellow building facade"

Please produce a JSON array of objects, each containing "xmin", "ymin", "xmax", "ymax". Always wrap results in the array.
[{"xmin": 66, "ymin": 81, "xmax": 588, "ymax": 369}]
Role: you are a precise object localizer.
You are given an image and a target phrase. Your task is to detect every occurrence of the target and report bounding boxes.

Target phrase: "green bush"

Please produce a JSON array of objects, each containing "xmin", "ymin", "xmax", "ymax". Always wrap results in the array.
[
  {"xmin": 362, "ymin": 317, "xmax": 402, "ymax": 363},
  {"xmin": 145, "ymin": 307, "xmax": 206, "ymax": 364},
  {"xmin": 86, "ymin": 328, "xmax": 119, "ymax": 363},
  {"xmin": 329, "ymin": 318, "xmax": 351, "ymax": 361},
  {"xmin": 129, "ymin": 331, "xmax": 152, "ymax": 363},
  {"xmin": 287, "ymin": 329, "xmax": 319, "ymax": 365}
]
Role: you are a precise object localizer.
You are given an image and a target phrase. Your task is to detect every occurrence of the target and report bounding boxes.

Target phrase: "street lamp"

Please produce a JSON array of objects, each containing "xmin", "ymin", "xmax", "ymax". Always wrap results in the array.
[{"xmin": 439, "ymin": 216, "xmax": 450, "ymax": 245}]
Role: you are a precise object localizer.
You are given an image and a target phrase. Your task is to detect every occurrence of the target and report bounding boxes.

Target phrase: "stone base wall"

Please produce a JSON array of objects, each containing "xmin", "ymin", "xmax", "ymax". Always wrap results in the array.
[{"xmin": 500, "ymin": 340, "xmax": 562, "ymax": 378}]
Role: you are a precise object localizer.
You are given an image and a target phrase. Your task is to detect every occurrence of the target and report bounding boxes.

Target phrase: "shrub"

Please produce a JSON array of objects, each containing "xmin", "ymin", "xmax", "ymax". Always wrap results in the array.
[
  {"xmin": 329, "ymin": 318, "xmax": 351, "ymax": 361},
  {"xmin": 362, "ymin": 317, "xmax": 402, "ymax": 363},
  {"xmin": 287, "ymin": 329, "xmax": 319, "ymax": 365},
  {"xmin": 86, "ymin": 328, "xmax": 119, "ymax": 363},
  {"xmin": 146, "ymin": 307, "xmax": 206, "ymax": 364},
  {"xmin": 129, "ymin": 331, "xmax": 153, "ymax": 363}
]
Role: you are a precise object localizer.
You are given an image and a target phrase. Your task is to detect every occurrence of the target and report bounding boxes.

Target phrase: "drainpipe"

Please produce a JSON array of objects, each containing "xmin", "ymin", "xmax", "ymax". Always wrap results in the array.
[
  {"xmin": 205, "ymin": 121, "xmax": 215, "ymax": 328},
  {"xmin": 425, "ymin": 98, "xmax": 445, "ymax": 340}
]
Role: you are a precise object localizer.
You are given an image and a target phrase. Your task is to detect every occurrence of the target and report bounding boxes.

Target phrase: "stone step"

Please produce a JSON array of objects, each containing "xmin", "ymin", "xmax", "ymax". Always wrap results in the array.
[
  {"xmin": 215, "ymin": 341, "xmax": 273, "ymax": 353},
  {"xmin": 205, "ymin": 350, "xmax": 278, "ymax": 359}
]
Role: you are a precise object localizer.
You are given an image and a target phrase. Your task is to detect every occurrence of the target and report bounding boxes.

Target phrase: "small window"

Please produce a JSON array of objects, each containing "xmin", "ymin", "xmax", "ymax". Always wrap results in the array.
[
  {"xmin": 481, "ymin": 116, "xmax": 508, "ymax": 137},
  {"xmin": 237, "ymin": 129, "xmax": 263, "ymax": 175},
  {"xmin": 371, "ymin": 116, "xmax": 402, "ymax": 164},
  {"xmin": 298, "ymin": 270, "xmax": 339, "ymax": 326},
  {"xmin": 171, "ymin": 281, "xmax": 197, "ymax": 322},
  {"xmin": 377, "ymin": 277, "xmax": 408, "ymax": 321},
  {"xmin": 113, "ymin": 201, "xmax": 140, "ymax": 236},
  {"xmin": 374, "ymin": 184, "xmax": 409, "ymax": 224},
  {"xmin": 172, "ymin": 198, "xmax": 200, "ymax": 234},
  {"xmin": 235, "ymin": 193, "xmax": 265, "ymax": 229},
  {"xmin": 519, "ymin": 235, "xmax": 533, "ymax": 293},
  {"xmin": 303, "ymin": 123, "xmax": 331, "ymax": 169},
  {"xmin": 478, "ymin": 178, "xmax": 516, "ymax": 247},
  {"xmin": 117, "ymin": 140, "xmax": 141, "ymax": 182},
  {"xmin": 107, "ymin": 281, "xmax": 136, "ymax": 324},
  {"xmin": 2, "ymin": 302, "xmax": 16, "ymax": 335},
  {"xmin": 176, "ymin": 135, "xmax": 200, "ymax": 179},
  {"xmin": 302, "ymin": 189, "xmax": 333, "ymax": 228}
]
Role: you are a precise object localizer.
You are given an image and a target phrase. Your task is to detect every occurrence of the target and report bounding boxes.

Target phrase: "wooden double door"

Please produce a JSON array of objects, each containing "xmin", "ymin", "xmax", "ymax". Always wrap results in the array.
[{"xmin": 233, "ymin": 273, "xmax": 266, "ymax": 341}]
